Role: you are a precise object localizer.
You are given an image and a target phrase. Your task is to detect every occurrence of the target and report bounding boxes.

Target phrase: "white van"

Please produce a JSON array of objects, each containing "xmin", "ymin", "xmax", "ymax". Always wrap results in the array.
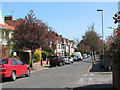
[{"xmin": 74, "ymin": 52, "xmax": 83, "ymax": 61}]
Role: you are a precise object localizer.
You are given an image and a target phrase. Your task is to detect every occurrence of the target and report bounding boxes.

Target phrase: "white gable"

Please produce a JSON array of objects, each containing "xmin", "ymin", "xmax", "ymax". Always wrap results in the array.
[{"xmin": 0, "ymin": 10, "xmax": 4, "ymax": 25}]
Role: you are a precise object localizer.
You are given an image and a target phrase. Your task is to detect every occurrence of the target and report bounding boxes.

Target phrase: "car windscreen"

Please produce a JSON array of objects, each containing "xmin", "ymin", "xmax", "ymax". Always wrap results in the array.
[
  {"xmin": 68, "ymin": 57, "xmax": 71, "ymax": 59},
  {"xmin": 0, "ymin": 59, "xmax": 8, "ymax": 64},
  {"xmin": 64, "ymin": 57, "xmax": 67, "ymax": 58},
  {"xmin": 51, "ymin": 56, "xmax": 57, "ymax": 60}
]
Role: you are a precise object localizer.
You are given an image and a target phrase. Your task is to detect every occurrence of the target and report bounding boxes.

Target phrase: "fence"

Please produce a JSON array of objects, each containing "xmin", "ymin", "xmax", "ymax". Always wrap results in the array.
[{"xmin": 113, "ymin": 63, "xmax": 120, "ymax": 90}]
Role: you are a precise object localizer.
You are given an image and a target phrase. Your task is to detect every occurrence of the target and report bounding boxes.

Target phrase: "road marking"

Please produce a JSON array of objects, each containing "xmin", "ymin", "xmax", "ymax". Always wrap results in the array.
[
  {"xmin": 80, "ymin": 78, "xmax": 83, "ymax": 81},
  {"xmin": 84, "ymin": 73, "xmax": 87, "ymax": 76},
  {"xmin": 89, "ymin": 78, "xmax": 92, "ymax": 80},
  {"xmin": 90, "ymin": 74, "xmax": 94, "ymax": 76},
  {"xmin": 79, "ymin": 78, "xmax": 84, "ymax": 84}
]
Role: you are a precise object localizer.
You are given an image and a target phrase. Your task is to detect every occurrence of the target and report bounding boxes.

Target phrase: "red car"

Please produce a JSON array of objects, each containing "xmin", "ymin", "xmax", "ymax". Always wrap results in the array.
[{"xmin": 0, "ymin": 58, "xmax": 31, "ymax": 81}]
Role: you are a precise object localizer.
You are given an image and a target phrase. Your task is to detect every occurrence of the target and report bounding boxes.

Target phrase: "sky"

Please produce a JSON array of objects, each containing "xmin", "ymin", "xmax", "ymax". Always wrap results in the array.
[{"xmin": 1, "ymin": 2, "xmax": 118, "ymax": 41}]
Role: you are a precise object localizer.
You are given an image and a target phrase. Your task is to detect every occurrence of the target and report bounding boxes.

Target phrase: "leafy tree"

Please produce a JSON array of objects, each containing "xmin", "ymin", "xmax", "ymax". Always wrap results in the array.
[
  {"xmin": 46, "ymin": 47, "xmax": 55, "ymax": 57},
  {"xmin": 79, "ymin": 48, "xmax": 86, "ymax": 54},
  {"xmin": 42, "ymin": 51, "xmax": 48, "ymax": 61},
  {"xmin": 13, "ymin": 10, "xmax": 50, "ymax": 68},
  {"xmin": 74, "ymin": 48, "xmax": 79, "ymax": 52},
  {"xmin": 78, "ymin": 23, "xmax": 101, "ymax": 63}
]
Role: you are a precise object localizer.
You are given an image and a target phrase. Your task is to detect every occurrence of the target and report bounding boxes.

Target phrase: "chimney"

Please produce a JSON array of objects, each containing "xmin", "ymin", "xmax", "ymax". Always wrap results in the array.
[{"xmin": 4, "ymin": 15, "xmax": 13, "ymax": 20}]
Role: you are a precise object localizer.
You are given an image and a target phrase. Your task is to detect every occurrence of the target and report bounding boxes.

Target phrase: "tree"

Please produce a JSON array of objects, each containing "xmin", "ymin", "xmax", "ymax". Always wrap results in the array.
[
  {"xmin": 74, "ymin": 48, "xmax": 79, "ymax": 52},
  {"xmin": 46, "ymin": 47, "xmax": 55, "ymax": 57},
  {"xmin": 13, "ymin": 10, "xmax": 49, "ymax": 68},
  {"xmin": 41, "ymin": 51, "xmax": 48, "ymax": 61},
  {"xmin": 78, "ymin": 23, "xmax": 101, "ymax": 63}
]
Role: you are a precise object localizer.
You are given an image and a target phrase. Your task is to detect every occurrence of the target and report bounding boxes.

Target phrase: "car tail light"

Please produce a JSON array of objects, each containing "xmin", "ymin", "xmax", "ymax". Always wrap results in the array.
[
  {"xmin": 1, "ymin": 64, "xmax": 6, "ymax": 72},
  {"xmin": 58, "ymin": 59, "xmax": 60, "ymax": 61}
]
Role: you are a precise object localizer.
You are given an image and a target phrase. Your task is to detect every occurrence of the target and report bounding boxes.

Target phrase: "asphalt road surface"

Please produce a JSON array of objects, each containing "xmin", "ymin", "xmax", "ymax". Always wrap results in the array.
[{"xmin": 2, "ymin": 58, "xmax": 92, "ymax": 88}]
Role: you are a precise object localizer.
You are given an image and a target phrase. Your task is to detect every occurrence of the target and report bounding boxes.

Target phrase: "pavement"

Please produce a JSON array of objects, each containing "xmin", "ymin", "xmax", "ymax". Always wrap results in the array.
[
  {"xmin": 72, "ymin": 57, "xmax": 113, "ymax": 89},
  {"xmin": 31, "ymin": 63, "xmax": 50, "ymax": 73}
]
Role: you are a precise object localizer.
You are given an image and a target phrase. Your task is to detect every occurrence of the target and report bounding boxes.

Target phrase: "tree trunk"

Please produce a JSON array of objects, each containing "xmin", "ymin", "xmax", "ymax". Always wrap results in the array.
[
  {"xmin": 93, "ymin": 51, "xmax": 96, "ymax": 62},
  {"xmin": 91, "ymin": 52, "xmax": 94, "ymax": 64},
  {"xmin": 41, "ymin": 58, "xmax": 43, "ymax": 66},
  {"xmin": 30, "ymin": 50, "xmax": 34, "ymax": 69}
]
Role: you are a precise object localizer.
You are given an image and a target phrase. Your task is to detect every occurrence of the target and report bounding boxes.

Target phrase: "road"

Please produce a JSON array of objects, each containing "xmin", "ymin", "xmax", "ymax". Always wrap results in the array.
[{"xmin": 2, "ymin": 58, "xmax": 92, "ymax": 88}]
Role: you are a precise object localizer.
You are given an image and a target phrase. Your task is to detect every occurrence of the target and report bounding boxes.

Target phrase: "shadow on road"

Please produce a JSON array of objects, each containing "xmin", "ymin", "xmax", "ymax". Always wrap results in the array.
[
  {"xmin": 65, "ymin": 84, "xmax": 114, "ymax": 90},
  {"xmin": 2, "ymin": 75, "xmax": 28, "ymax": 83}
]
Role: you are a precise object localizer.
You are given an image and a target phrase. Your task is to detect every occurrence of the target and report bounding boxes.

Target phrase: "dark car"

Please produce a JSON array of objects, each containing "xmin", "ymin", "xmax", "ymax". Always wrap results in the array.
[{"xmin": 50, "ymin": 56, "xmax": 65, "ymax": 67}]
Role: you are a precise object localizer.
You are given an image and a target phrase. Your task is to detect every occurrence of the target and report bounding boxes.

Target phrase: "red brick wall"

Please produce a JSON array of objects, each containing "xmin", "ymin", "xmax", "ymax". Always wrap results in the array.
[{"xmin": 0, "ymin": 46, "xmax": 9, "ymax": 59}]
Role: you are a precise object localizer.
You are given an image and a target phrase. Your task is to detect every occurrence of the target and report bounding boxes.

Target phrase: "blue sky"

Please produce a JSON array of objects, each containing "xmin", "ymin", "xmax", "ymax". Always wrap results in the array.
[{"xmin": 2, "ymin": 2, "xmax": 118, "ymax": 41}]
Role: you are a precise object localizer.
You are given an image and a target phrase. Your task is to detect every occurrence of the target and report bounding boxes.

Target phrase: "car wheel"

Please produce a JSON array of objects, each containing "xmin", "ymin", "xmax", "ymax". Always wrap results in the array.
[
  {"xmin": 62, "ymin": 63, "xmax": 65, "ymax": 66},
  {"xmin": 54, "ymin": 63, "xmax": 56, "ymax": 67},
  {"xmin": 11, "ymin": 71, "xmax": 16, "ymax": 81},
  {"xmin": 50, "ymin": 63, "xmax": 53, "ymax": 68},
  {"xmin": 25, "ymin": 69, "xmax": 30, "ymax": 77}
]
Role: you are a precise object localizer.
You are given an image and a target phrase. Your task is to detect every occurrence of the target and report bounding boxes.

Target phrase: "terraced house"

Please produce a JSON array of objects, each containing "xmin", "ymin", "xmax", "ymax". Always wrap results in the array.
[{"xmin": 55, "ymin": 35, "xmax": 76, "ymax": 56}]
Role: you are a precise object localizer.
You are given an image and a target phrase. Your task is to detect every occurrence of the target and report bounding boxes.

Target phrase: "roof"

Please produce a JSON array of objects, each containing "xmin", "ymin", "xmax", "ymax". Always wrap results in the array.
[
  {"xmin": 0, "ymin": 10, "xmax": 14, "ymax": 30},
  {"xmin": 5, "ymin": 19, "xmax": 22, "ymax": 28},
  {"xmin": 69, "ymin": 40, "xmax": 73, "ymax": 42},
  {"xmin": 0, "ymin": 22, "xmax": 15, "ymax": 30}
]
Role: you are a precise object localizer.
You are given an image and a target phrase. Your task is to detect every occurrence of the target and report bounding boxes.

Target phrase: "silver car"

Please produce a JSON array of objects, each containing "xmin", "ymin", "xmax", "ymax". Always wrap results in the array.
[
  {"xmin": 63, "ymin": 56, "xmax": 71, "ymax": 64},
  {"xmin": 68, "ymin": 56, "xmax": 74, "ymax": 63}
]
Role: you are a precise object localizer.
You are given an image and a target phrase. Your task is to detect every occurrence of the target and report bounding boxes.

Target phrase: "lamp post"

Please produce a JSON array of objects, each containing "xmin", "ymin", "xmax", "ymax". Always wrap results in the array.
[{"xmin": 97, "ymin": 9, "xmax": 104, "ymax": 66}]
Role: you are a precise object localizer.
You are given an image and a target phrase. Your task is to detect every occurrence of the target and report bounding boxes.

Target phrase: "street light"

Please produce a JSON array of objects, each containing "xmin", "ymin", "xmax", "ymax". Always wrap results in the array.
[
  {"xmin": 107, "ymin": 26, "xmax": 115, "ymax": 30},
  {"xmin": 97, "ymin": 9, "xmax": 104, "ymax": 66}
]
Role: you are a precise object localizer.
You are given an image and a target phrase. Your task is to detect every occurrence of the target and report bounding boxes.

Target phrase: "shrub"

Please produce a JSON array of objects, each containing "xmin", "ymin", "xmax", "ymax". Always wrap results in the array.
[
  {"xmin": 67, "ymin": 53, "xmax": 70, "ymax": 56},
  {"xmin": 34, "ymin": 50, "xmax": 42, "ymax": 62},
  {"xmin": 65, "ymin": 52, "xmax": 70, "ymax": 56},
  {"xmin": 42, "ymin": 51, "xmax": 48, "ymax": 61},
  {"xmin": 109, "ymin": 35, "xmax": 120, "ymax": 65},
  {"xmin": 46, "ymin": 48, "xmax": 55, "ymax": 57},
  {"xmin": 74, "ymin": 48, "xmax": 79, "ymax": 52}
]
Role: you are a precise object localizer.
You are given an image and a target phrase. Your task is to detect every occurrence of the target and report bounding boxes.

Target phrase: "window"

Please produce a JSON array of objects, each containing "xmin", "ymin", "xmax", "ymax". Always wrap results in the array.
[
  {"xmin": 10, "ymin": 60, "xmax": 13, "ymax": 65},
  {"xmin": 0, "ymin": 59, "xmax": 8, "ymax": 64},
  {"xmin": 58, "ymin": 45, "xmax": 61, "ymax": 49},
  {"xmin": 12, "ymin": 59, "xmax": 18, "ymax": 65},
  {"xmin": 16, "ymin": 59, "xmax": 23, "ymax": 65}
]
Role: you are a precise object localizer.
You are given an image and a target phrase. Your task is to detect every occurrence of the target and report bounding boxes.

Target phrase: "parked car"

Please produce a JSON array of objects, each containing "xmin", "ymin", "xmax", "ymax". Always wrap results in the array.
[
  {"xmin": 87, "ymin": 54, "xmax": 90, "ymax": 57},
  {"xmin": 68, "ymin": 56, "xmax": 74, "ymax": 63},
  {"xmin": 50, "ymin": 56, "xmax": 65, "ymax": 67},
  {"xmin": 0, "ymin": 58, "xmax": 31, "ymax": 81},
  {"xmin": 63, "ymin": 56, "xmax": 71, "ymax": 64},
  {"xmin": 74, "ymin": 52, "xmax": 83, "ymax": 61},
  {"xmin": 82, "ymin": 54, "xmax": 88, "ymax": 59}
]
